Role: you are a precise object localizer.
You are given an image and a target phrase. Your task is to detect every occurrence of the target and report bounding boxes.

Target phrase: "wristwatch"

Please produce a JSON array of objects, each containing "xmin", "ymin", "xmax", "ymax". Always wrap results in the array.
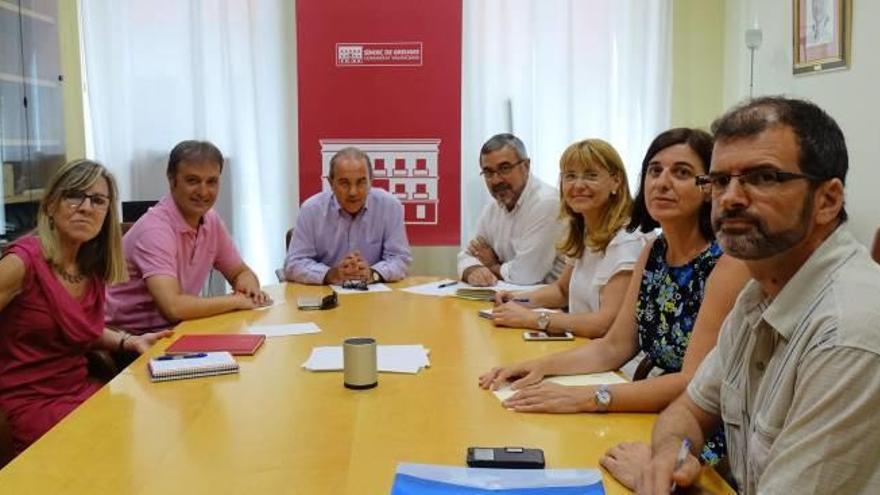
[
  {"xmin": 371, "ymin": 269, "xmax": 383, "ymax": 283},
  {"xmin": 594, "ymin": 385, "xmax": 612, "ymax": 412},
  {"xmin": 536, "ymin": 311, "xmax": 551, "ymax": 331}
]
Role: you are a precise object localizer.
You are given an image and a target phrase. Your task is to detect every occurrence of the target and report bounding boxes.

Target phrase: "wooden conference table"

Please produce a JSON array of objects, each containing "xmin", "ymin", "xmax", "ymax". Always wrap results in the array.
[{"xmin": 0, "ymin": 278, "xmax": 731, "ymax": 494}]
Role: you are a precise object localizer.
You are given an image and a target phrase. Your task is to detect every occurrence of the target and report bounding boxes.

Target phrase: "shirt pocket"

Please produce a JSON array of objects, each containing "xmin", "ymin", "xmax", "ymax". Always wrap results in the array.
[
  {"xmin": 748, "ymin": 415, "xmax": 780, "ymax": 484},
  {"xmin": 720, "ymin": 380, "xmax": 746, "ymax": 484}
]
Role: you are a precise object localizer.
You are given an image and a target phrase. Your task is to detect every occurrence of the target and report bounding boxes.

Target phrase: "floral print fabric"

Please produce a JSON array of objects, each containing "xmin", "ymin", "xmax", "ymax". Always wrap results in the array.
[{"xmin": 636, "ymin": 234, "xmax": 726, "ymax": 465}]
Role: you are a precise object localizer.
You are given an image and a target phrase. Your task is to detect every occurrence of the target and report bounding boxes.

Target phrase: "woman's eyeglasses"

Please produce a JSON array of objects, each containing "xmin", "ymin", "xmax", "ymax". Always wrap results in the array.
[{"xmin": 62, "ymin": 191, "xmax": 111, "ymax": 210}]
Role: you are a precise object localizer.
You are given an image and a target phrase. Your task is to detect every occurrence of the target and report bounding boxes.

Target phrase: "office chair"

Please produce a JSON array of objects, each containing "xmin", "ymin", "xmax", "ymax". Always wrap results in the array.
[{"xmin": 275, "ymin": 228, "xmax": 295, "ymax": 283}]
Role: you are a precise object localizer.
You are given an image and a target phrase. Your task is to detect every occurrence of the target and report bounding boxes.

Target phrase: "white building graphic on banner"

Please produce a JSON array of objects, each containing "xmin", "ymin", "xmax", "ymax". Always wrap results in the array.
[{"xmin": 319, "ymin": 139, "xmax": 441, "ymax": 225}]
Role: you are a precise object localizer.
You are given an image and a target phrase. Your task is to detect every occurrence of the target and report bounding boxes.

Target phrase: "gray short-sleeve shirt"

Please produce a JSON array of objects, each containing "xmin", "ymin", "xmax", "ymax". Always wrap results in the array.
[{"xmin": 688, "ymin": 228, "xmax": 880, "ymax": 494}]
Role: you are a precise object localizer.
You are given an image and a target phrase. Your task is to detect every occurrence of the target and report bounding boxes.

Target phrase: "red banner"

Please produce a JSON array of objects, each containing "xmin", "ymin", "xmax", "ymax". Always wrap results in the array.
[{"xmin": 296, "ymin": 0, "xmax": 462, "ymax": 246}]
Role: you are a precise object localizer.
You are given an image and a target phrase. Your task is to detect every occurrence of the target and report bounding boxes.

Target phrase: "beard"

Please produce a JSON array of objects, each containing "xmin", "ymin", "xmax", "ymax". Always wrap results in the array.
[{"xmin": 712, "ymin": 195, "xmax": 813, "ymax": 260}]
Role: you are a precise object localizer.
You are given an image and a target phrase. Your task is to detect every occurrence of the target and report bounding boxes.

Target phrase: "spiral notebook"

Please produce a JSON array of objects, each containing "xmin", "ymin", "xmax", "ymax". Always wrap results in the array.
[{"xmin": 148, "ymin": 352, "xmax": 239, "ymax": 382}]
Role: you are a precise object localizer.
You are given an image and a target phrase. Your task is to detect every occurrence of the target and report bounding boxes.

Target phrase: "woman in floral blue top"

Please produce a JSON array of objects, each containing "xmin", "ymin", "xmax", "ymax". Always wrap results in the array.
[{"xmin": 479, "ymin": 128, "xmax": 752, "ymax": 489}]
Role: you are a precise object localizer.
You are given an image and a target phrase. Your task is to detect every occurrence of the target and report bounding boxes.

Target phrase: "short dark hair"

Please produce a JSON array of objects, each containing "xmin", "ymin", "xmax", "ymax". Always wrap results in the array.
[
  {"xmin": 167, "ymin": 140, "xmax": 224, "ymax": 178},
  {"xmin": 627, "ymin": 128, "xmax": 715, "ymax": 240},
  {"xmin": 711, "ymin": 96, "xmax": 848, "ymax": 221},
  {"xmin": 479, "ymin": 133, "xmax": 528, "ymax": 162},
  {"xmin": 328, "ymin": 147, "xmax": 373, "ymax": 180}
]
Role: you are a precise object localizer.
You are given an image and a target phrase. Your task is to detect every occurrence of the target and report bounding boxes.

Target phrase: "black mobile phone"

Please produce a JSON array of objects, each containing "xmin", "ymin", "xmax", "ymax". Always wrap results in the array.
[
  {"xmin": 296, "ymin": 291, "xmax": 338, "ymax": 310},
  {"xmin": 466, "ymin": 446, "xmax": 545, "ymax": 469}
]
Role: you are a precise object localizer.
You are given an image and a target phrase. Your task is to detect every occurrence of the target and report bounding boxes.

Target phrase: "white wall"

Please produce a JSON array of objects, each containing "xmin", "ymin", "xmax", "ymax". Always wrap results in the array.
[{"xmin": 723, "ymin": 0, "xmax": 880, "ymax": 247}]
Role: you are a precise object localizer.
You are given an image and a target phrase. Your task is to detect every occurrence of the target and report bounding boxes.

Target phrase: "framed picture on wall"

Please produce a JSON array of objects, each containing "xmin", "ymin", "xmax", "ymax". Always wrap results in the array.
[{"xmin": 793, "ymin": 0, "xmax": 851, "ymax": 74}]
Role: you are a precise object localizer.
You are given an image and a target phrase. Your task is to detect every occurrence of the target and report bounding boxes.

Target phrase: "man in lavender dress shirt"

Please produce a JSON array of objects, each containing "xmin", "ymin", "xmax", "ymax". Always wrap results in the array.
[{"xmin": 284, "ymin": 147, "xmax": 412, "ymax": 285}]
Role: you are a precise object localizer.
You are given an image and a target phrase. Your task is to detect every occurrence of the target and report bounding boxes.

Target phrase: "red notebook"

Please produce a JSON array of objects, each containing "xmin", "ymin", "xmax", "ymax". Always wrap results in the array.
[{"xmin": 165, "ymin": 334, "xmax": 265, "ymax": 356}]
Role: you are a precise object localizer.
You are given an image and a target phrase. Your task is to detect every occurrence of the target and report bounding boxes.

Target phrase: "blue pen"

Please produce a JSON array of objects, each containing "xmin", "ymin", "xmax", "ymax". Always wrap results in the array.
[
  {"xmin": 437, "ymin": 280, "xmax": 459, "ymax": 289},
  {"xmin": 156, "ymin": 352, "xmax": 207, "ymax": 361},
  {"xmin": 669, "ymin": 437, "xmax": 692, "ymax": 492},
  {"xmin": 512, "ymin": 297, "xmax": 530, "ymax": 303}
]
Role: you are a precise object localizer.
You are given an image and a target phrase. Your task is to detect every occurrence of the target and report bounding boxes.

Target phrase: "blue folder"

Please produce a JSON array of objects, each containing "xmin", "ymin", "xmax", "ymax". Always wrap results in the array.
[{"xmin": 391, "ymin": 463, "xmax": 605, "ymax": 495}]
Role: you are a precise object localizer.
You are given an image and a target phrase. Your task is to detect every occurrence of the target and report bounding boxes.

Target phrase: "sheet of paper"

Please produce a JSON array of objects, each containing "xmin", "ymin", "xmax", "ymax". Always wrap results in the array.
[
  {"xmin": 248, "ymin": 322, "xmax": 321, "ymax": 337},
  {"xmin": 492, "ymin": 372, "xmax": 628, "ymax": 402},
  {"xmin": 252, "ymin": 299, "xmax": 286, "ymax": 311},
  {"xmin": 330, "ymin": 283, "xmax": 392, "ymax": 294},
  {"xmin": 378, "ymin": 345, "xmax": 431, "ymax": 373},
  {"xmin": 400, "ymin": 279, "xmax": 461, "ymax": 297},
  {"xmin": 302, "ymin": 345, "xmax": 430, "ymax": 373},
  {"xmin": 478, "ymin": 307, "xmax": 559, "ymax": 319},
  {"xmin": 401, "ymin": 280, "xmax": 546, "ymax": 298}
]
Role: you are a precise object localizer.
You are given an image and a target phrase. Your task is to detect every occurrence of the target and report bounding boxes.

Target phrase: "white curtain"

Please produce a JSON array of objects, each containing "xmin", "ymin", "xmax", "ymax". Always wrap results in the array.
[
  {"xmin": 79, "ymin": 0, "xmax": 298, "ymax": 284},
  {"xmin": 461, "ymin": 0, "xmax": 672, "ymax": 245}
]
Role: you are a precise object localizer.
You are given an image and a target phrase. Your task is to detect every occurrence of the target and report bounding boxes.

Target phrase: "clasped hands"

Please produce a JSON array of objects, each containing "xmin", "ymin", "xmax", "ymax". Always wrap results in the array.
[
  {"xmin": 464, "ymin": 236, "xmax": 501, "ymax": 286},
  {"xmin": 325, "ymin": 250, "xmax": 371, "ymax": 285},
  {"xmin": 477, "ymin": 362, "xmax": 599, "ymax": 413}
]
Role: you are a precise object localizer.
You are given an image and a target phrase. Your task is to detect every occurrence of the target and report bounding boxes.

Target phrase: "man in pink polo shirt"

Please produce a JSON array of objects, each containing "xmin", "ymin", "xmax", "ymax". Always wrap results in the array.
[{"xmin": 106, "ymin": 140, "xmax": 270, "ymax": 334}]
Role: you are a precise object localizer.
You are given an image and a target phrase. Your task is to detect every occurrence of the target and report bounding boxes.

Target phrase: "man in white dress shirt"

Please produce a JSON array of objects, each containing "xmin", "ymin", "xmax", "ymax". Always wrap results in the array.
[{"xmin": 457, "ymin": 133, "xmax": 563, "ymax": 287}]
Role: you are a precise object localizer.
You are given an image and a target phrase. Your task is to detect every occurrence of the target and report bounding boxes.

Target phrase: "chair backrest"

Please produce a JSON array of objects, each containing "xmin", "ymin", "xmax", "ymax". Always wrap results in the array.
[
  {"xmin": 121, "ymin": 200, "xmax": 158, "ymax": 223},
  {"xmin": 276, "ymin": 228, "xmax": 295, "ymax": 283},
  {"xmin": 872, "ymin": 228, "xmax": 880, "ymax": 264}
]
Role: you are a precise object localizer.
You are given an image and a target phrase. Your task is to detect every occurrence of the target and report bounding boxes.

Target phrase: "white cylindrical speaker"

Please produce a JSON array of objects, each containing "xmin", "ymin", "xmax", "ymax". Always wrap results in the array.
[{"xmin": 343, "ymin": 337, "xmax": 378, "ymax": 389}]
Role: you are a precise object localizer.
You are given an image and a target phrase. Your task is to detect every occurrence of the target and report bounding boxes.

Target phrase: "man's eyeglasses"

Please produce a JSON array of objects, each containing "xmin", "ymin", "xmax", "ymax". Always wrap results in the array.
[
  {"xmin": 480, "ymin": 159, "xmax": 525, "ymax": 180},
  {"xmin": 62, "ymin": 191, "xmax": 111, "ymax": 210},
  {"xmin": 695, "ymin": 168, "xmax": 819, "ymax": 195},
  {"xmin": 561, "ymin": 171, "xmax": 605, "ymax": 184}
]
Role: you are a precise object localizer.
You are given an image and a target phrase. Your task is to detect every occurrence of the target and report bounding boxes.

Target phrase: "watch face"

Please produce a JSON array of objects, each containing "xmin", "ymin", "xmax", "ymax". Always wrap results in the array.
[
  {"xmin": 537, "ymin": 312, "xmax": 550, "ymax": 330},
  {"xmin": 595, "ymin": 386, "xmax": 612, "ymax": 410}
]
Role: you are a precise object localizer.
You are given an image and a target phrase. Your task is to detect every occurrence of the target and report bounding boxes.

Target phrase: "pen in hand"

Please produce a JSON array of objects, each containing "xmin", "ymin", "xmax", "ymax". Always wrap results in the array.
[{"xmin": 669, "ymin": 437, "xmax": 692, "ymax": 492}]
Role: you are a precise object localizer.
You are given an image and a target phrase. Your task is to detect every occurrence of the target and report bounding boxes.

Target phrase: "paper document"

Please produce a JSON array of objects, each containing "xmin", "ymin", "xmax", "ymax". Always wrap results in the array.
[
  {"xmin": 400, "ymin": 280, "xmax": 546, "ymax": 298},
  {"xmin": 400, "ymin": 279, "xmax": 460, "ymax": 296},
  {"xmin": 492, "ymin": 372, "xmax": 628, "ymax": 402},
  {"xmin": 330, "ymin": 283, "xmax": 392, "ymax": 294},
  {"xmin": 478, "ymin": 307, "xmax": 559, "ymax": 319},
  {"xmin": 303, "ymin": 345, "xmax": 430, "ymax": 374},
  {"xmin": 252, "ymin": 299, "xmax": 286, "ymax": 311},
  {"xmin": 248, "ymin": 322, "xmax": 321, "ymax": 337},
  {"xmin": 392, "ymin": 463, "xmax": 605, "ymax": 494}
]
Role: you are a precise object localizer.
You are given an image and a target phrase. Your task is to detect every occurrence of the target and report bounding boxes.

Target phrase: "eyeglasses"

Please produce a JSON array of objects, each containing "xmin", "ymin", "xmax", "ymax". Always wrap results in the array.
[
  {"xmin": 695, "ymin": 167, "xmax": 819, "ymax": 195},
  {"xmin": 329, "ymin": 178, "xmax": 370, "ymax": 191},
  {"xmin": 62, "ymin": 191, "xmax": 111, "ymax": 210},
  {"xmin": 480, "ymin": 159, "xmax": 525, "ymax": 180},
  {"xmin": 561, "ymin": 171, "xmax": 606, "ymax": 184}
]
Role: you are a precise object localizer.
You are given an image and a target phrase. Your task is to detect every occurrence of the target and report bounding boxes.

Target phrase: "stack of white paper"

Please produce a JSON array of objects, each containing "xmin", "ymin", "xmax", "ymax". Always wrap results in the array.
[{"xmin": 302, "ymin": 345, "xmax": 430, "ymax": 374}]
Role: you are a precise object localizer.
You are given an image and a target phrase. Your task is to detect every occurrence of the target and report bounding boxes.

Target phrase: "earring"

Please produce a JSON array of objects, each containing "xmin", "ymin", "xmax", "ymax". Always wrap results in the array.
[
  {"xmin": 610, "ymin": 190, "xmax": 617, "ymax": 196},
  {"xmin": 49, "ymin": 216, "xmax": 55, "ymax": 229}
]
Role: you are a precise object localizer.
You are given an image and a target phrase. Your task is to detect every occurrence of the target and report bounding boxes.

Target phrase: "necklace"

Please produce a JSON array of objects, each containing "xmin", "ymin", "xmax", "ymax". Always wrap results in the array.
[{"xmin": 51, "ymin": 263, "xmax": 85, "ymax": 284}]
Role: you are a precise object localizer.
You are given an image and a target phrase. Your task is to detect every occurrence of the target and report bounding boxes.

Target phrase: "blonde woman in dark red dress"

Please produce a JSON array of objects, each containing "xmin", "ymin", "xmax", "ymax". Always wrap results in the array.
[{"xmin": 0, "ymin": 160, "xmax": 170, "ymax": 456}]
